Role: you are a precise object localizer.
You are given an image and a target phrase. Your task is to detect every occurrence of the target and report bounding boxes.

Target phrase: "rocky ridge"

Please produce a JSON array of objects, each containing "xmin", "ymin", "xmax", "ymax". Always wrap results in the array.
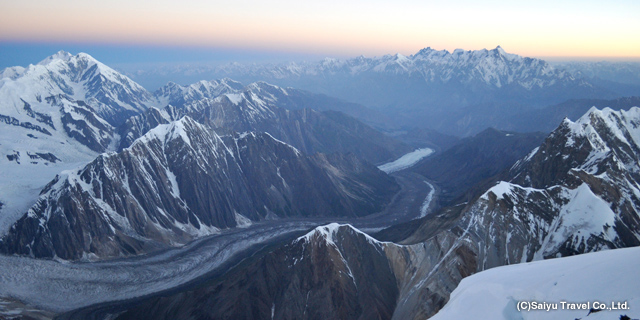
[{"xmin": 0, "ymin": 117, "xmax": 398, "ymax": 260}]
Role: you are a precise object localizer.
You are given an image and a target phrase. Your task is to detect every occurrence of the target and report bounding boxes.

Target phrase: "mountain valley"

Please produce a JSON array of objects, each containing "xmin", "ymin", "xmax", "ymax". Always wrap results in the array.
[{"xmin": 0, "ymin": 49, "xmax": 638, "ymax": 320}]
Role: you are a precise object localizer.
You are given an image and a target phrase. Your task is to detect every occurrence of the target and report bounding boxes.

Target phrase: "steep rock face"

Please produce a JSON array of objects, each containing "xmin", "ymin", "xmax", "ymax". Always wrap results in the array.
[
  {"xmin": 416, "ymin": 107, "xmax": 640, "ymax": 265},
  {"xmin": 120, "ymin": 83, "xmax": 410, "ymax": 163},
  {"xmin": 0, "ymin": 118, "xmax": 398, "ymax": 260}
]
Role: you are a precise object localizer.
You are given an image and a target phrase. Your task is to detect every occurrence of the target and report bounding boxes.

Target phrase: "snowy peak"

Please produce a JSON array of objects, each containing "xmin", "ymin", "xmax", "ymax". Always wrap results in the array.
[
  {"xmin": 0, "ymin": 51, "xmax": 156, "ymax": 234},
  {"xmin": 133, "ymin": 115, "xmax": 207, "ymax": 149},
  {"xmin": 245, "ymin": 81, "xmax": 288, "ymax": 95},
  {"xmin": 411, "ymin": 46, "xmax": 449, "ymax": 60},
  {"xmin": 568, "ymin": 107, "xmax": 640, "ymax": 168},
  {"xmin": 460, "ymin": 107, "xmax": 640, "ymax": 265},
  {"xmin": 238, "ymin": 46, "xmax": 574, "ymax": 90},
  {"xmin": 567, "ymin": 106, "xmax": 640, "ymax": 148},
  {"xmin": 512, "ymin": 106, "xmax": 640, "ymax": 184},
  {"xmin": 36, "ymin": 50, "xmax": 74, "ymax": 66},
  {"xmin": 296, "ymin": 223, "xmax": 382, "ymax": 248},
  {"xmin": 2, "ymin": 51, "xmax": 153, "ymax": 127}
]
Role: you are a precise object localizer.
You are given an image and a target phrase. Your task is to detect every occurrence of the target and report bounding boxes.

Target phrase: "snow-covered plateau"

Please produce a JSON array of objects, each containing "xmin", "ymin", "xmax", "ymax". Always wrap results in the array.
[{"xmin": 431, "ymin": 246, "xmax": 640, "ymax": 320}]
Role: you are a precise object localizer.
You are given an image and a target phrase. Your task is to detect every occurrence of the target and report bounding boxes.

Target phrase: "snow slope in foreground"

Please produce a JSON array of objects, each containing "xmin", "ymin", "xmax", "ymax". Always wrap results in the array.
[
  {"xmin": 430, "ymin": 247, "xmax": 640, "ymax": 320},
  {"xmin": 378, "ymin": 148, "xmax": 434, "ymax": 173}
]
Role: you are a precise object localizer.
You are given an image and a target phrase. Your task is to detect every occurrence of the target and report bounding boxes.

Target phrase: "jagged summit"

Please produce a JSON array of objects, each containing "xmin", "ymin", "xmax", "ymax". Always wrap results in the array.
[
  {"xmin": 455, "ymin": 106, "xmax": 640, "ymax": 264},
  {"xmin": 510, "ymin": 106, "xmax": 640, "ymax": 187},
  {"xmin": 210, "ymin": 45, "xmax": 578, "ymax": 94}
]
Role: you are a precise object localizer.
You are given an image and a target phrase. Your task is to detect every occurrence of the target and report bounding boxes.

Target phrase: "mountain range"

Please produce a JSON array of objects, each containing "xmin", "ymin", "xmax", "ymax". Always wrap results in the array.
[
  {"xmin": 0, "ymin": 116, "xmax": 398, "ymax": 260},
  {"xmin": 120, "ymin": 82, "xmax": 410, "ymax": 163},
  {"xmin": 1, "ymin": 49, "xmax": 639, "ymax": 319},
  {"xmin": 123, "ymin": 46, "xmax": 639, "ymax": 136},
  {"xmin": 56, "ymin": 107, "xmax": 640, "ymax": 319},
  {"xmin": 0, "ymin": 51, "xmax": 409, "ymax": 236}
]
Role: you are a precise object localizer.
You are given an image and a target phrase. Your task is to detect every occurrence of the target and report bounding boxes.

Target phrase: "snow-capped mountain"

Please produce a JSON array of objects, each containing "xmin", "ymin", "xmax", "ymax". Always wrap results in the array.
[
  {"xmin": 1, "ymin": 51, "xmax": 153, "ymax": 126},
  {"xmin": 237, "ymin": 46, "xmax": 576, "ymax": 89},
  {"xmin": 0, "ymin": 52, "xmax": 157, "ymax": 234},
  {"xmin": 122, "ymin": 81, "xmax": 410, "ymax": 163},
  {"xmin": 470, "ymin": 107, "xmax": 640, "ymax": 262},
  {"xmin": 140, "ymin": 46, "xmax": 613, "ymax": 135},
  {"xmin": 385, "ymin": 107, "xmax": 640, "ymax": 318},
  {"xmin": 0, "ymin": 117, "xmax": 398, "ymax": 260}
]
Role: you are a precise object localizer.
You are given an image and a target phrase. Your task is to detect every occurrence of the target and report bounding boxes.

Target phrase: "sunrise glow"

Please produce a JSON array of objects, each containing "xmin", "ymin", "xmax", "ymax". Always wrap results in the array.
[{"xmin": 1, "ymin": 0, "xmax": 639, "ymax": 62}]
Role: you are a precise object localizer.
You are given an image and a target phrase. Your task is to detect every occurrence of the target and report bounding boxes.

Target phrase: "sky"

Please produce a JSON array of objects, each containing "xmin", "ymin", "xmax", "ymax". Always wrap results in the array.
[{"xmin": 1, "ymin": 0, "xmax": 639, "ymax": 69}]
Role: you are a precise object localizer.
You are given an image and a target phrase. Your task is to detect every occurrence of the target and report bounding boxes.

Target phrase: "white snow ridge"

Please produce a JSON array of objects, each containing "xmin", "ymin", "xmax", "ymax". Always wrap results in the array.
[{"xmin": 431, "ymin": 247, "xmax": 640, "ymax": 320}]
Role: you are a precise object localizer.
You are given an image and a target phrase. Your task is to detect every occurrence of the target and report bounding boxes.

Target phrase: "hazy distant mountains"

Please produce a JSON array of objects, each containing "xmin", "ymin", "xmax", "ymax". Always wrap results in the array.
[
  {"xmin": 555, "ymin": 60, "xmax": 640, "ymax": 86},
  {"xmin": 500, "ymin": 96, "xmax": 640, "ymax": 133},
  {"xmin": 123, "ymin": 46, "xmax": 640, "ymax": 136}
]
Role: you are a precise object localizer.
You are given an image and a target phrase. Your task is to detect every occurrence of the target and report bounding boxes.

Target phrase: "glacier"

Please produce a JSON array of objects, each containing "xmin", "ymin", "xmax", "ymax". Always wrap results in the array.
[{"xmin": 378, "ymin": 148, "xmax": 434, "ymax": 173}]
